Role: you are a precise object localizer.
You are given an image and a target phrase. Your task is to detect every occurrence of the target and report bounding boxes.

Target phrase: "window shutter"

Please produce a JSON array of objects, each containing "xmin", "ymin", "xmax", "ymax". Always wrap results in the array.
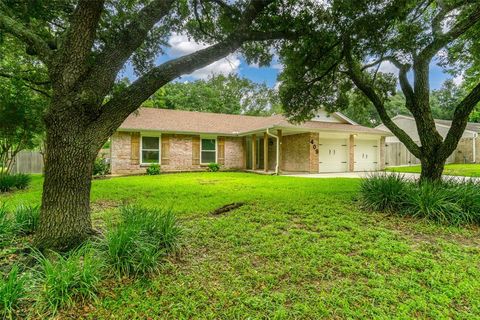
[
  {"xmin": 131, "ymin": 132, "xmax": 140, "ymax": 165},
  {"xmin": 192, "ymin": 136, "xmax": 200, "ymax": 165},
  {"xmin": 161, "ymin": 134, "xmax": 170, "ymax": 165},
  {"xmin": 217, "ymin": 137, "xmax": 225, "ymax": 165}
]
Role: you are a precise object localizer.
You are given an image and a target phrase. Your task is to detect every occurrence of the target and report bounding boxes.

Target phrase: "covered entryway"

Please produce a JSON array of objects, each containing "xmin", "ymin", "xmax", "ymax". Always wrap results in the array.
[
  {"xmin": 318, "ymin": 138, "xmax": 349, "ymax": 172},
  {"xmin": 354, "ymin": 139, "xmax": 379, "ymax": 171}
]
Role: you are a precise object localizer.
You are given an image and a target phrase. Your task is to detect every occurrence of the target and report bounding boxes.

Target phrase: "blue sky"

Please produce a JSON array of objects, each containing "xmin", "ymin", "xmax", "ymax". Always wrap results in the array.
[{"xmin": 120, "ymin": 33, "xmax": 457, "ymax": 90}]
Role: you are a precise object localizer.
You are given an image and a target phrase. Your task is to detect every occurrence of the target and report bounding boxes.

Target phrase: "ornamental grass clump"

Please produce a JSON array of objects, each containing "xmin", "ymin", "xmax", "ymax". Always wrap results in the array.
[
  {"xmin": 103, "ymin": 205, "xmax": 182, "ymax": 277},
  {"xmin": 33, "ymin": 243, "xmax": 103, "ymax": 314},
  {"xmin": 360, "ymin": 173, "xmax": 409, "ymax": 212},
  {"xmin": 14, "ymin": 204, "xmax": 40, "ymax": 235},
  {"xmin": 360, "ymin": 174, "xmax": 480, "ymax": 226},
  {"xmin": 0, "ymin": 265, "xmax": 26, "ymax": 319}
]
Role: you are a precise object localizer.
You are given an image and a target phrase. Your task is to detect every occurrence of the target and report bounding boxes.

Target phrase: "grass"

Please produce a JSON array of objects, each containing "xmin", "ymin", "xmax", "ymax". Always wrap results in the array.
[
  {"xmin": 386, "ymin": 163, "xmax": 480, "ymax": 177},
  {"xmin": 2, "ymin": 172, "xmax": 480, "ymax": 318}
]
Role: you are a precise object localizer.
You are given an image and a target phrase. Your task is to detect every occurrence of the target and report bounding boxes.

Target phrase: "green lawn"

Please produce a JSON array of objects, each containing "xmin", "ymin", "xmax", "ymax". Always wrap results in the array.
[
  {"xmin": 2, "ymin": 173, "xmax": 480, "ymax": 319},
  {"xmin": 386, "ymin": 163, "xmax": 480, "ymax": 177}
]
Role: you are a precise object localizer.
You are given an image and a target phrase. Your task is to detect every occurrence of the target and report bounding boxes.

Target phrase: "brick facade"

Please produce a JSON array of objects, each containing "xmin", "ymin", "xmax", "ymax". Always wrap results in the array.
[
  {"xmin": 280, "ymin": 133, "xmax": 311, "ymax": 172},
  {"xmin": 111, "ymin": 130, "xmax": 386, "ymax": 174},
  {"xmin": 111, "ymin": 132, "xmax": 244, "ymax": 174}
]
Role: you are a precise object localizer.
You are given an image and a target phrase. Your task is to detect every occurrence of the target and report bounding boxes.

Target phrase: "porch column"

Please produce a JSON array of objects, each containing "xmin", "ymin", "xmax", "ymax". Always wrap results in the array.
[
  {"xmin": 277, "ymin": 129, "xmax": 282, "ymax": 172},
  {"xmin": 242, "ymin": 136, "xmax": 247, "ymax": 169},
  {"xmin": 252, "ymin": 134, "xmax": 257, "ymax": 170},
  {"xmin": 349, "ymin": 134, "xmax": 355, "ymax": 172},
  {"xmin": 264, "ymin": 132, "xmax": 269, "ymax": 172},
  {"xmin": 379, "ymin": 136, "xmax": 386, "ymax": 170}
]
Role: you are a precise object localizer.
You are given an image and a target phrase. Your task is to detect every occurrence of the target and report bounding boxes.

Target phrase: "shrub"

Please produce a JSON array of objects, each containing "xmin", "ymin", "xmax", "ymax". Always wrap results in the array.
[
  {"xmin": 404, "ymin": 182, "xmax": 465, "ymax": 225},
  {"xmin": 0, "ymin": 174, "xmax": 31, "ymax": 192},
  {"xmin": 34, "ymin": 244, "xmax": 103, "ymax": 313},
  {"xmin": 0, "ymin": 265, "xmax": 26, "ymax": 319},
  {"xmin": 103, "ymin": 205, "xmax": 181, "ymax": 276},
  {"xmin": 14, "ymin": 205, "xmax": 40, "ymax": 235},
  {"xmin": 93, "ymin": 156, "xmax": 110, "ymax": 176},
  {"xmin": 207, "ymin": 163, "xmax": 220, "ymax": 172},
  {"xmin": 12, "ymin": 174, "xmax": 31, "ymax": 190},
  {"xmin": 360, "ymin": 174, "xmax": 409, "ymax": 212},
  {"xmin": 360, "ymin": 174, "xmax": 480, "ymax": 226},
  {"xmin": 0, "ymin": 175, "xmax": 16, "ymax": 193},
  {"xmin": 146, "ymin": 164, "xmax": 161, "ymax": 175},
  {"xmin": 0, "ymin": 203, "xmax": 13, "ymax": 243}
]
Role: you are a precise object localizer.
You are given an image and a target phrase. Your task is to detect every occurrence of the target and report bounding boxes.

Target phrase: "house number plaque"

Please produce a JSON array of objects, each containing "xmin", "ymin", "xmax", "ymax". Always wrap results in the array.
[{"xmin": 310, "ymin": 139, "xmax": 319, "ymax": 154}]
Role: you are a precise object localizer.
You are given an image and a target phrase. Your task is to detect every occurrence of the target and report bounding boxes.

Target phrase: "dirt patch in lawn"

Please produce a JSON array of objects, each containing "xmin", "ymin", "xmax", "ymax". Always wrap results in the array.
[{"xmin": 91, "ymin": 199, "xmax": 121, "ymax": 212}]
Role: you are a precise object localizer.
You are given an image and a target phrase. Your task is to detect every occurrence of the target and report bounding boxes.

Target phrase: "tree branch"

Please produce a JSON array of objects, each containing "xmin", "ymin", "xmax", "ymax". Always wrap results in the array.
[
  {"xmin": 419, "ymin": 3, "xmax": 480, "ymax": 60},
  {"xmin": 82, "ymin": 0, "xmax": 175, "ymax": 98},
  {"xmin": 88, "ymin": 0, "xmax": 276, "ymax": 140},
  {"xmin": 344, "ymin": 46, "xmax": 421, "ymax": 158},
  {"xmin": 0, "ymin": 10, "xmax": 53, "ymax": 62},
  {"xmin": 441, "ymin": 81, "xmax": 480, "ymax": 156},
  {"xmin": 53, "ymin": 0, "xmax": 105, "ymax": 89}
]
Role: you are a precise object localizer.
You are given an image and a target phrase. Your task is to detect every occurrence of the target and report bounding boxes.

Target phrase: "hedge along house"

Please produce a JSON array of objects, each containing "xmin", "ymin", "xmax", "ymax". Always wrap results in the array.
[{"xmin": 110, "ymin": 108, "xmax": 390, "ymax": 175}]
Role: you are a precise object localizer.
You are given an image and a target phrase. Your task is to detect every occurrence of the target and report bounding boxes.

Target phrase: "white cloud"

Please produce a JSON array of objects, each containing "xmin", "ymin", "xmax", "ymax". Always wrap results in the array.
[
  {"xmin": 378, "ymin": 61, "xmax": 398, "ymax": 75},
  {"xmin": 452, "ymin": 73, "xmax": 464, "ymax": 85},
  {"xmin": 168, "ymin": 33, "xmax": 240, "ymax": 79}
]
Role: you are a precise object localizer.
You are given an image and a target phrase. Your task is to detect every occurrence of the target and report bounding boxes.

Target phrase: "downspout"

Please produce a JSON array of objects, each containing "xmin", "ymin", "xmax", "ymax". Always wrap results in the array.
[{"xmin": 266, "ymin": 128, "xmax": 279, "ymax": 175}]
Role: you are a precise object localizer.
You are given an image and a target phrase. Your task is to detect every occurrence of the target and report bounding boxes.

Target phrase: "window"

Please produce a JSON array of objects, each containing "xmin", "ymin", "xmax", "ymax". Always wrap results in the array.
[
  {"xmin": 141, "ymin": 136, "xmax": 160, "ymax": 164},
  {"xmin": 201, "ymin": 138, "xmax": 216, "ymax": 164}
]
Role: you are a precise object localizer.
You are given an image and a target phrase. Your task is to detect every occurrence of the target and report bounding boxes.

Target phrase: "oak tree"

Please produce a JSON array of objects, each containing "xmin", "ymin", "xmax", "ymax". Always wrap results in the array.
[
  {"xmin": 0, "ymin": 0, "xmax": 293, "ymax": 250},
  {"xmin": 279, "ymin": 0, "xmax": 480, "ymax": 181}
]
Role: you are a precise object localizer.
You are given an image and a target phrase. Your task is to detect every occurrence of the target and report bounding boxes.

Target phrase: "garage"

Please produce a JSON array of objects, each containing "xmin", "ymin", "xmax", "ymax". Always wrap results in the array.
[
  {"xmin": 354, "ymin": 139, "xmax": 379, "ymax": 171},
  {"xmin": 318, "ymin": 138, "xmax": 349, "ymax": 172}
]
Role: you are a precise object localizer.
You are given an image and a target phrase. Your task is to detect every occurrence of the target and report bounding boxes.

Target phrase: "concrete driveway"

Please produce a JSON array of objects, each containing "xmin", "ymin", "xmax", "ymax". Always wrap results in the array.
[{"xmin": 283, "ymin": 171, "xmax": 480, "ymax": 182}]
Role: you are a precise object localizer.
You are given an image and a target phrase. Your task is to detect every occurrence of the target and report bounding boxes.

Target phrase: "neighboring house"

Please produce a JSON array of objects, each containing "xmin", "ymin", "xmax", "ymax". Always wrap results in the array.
[
  {"xmin": 110, "ymin": 108, "xmax": 389, "ymax": 174},
  {"xmin": 376, "ymin": 115, "xmax": 480, "ymax": 165}
]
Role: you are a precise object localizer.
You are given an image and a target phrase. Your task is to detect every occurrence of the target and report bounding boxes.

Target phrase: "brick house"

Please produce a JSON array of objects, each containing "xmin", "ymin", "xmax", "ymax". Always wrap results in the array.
[{"xmin": 110, "ymin": 108, "xmax": 389, "ymax": 174}]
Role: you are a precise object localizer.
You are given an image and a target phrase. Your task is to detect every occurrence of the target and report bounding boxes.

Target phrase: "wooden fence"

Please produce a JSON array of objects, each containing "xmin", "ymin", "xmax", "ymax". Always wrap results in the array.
[
  {"xmin": 11, "ymin": 150, "xmax": 44, "ymax": 174},
  {"xmin": 385, "ymin": 142, "xmax": 455, "ymax": 167}
]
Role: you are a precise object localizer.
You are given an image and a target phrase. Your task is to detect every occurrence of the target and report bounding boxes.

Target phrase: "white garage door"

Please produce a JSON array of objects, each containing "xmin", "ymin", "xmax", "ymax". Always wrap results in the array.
[
  {"xmin": 318, "ymin": 138, "xmax": 348, "ymax": 172},
  {"xmin": 355, "ymin": 140, "xmax": 379, "ymax": 171}
]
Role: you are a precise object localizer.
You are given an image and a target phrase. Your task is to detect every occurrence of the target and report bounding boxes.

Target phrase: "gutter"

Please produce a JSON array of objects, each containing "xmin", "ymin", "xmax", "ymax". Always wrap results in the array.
[{"xmin": 266, "ymin": 128, "xmax": 280, "ymax": 175}]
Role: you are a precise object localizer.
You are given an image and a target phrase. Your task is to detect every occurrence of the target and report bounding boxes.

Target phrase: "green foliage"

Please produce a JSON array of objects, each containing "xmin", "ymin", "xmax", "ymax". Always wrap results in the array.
[
  {"xmin": 0, "ymin": 203, "xmax": 13, "ymax": 244},
  {"xmin": 0, "ymin": 174, "xmax": 31, "ymax": 193},
  {"xmin": 361, "ymin": 174, "xmax": 480, "ymax": 226},
  {"xmin": 93, "ymin": 157, "xmax": 110, "ymax": 176},
  {"xmin": 14, "ymin": 204, "xmax": 39, "ymax": 235},
  {"xmin": 103, "ymin": 205, "xmax": 182, "ymax": 277},
  {"xmin": 0, "ymin": 36, "xmax": 47, "ymax": 174},
  {"xmin": 0, "ymin": 175, "xmax": 16, "ymax": 193},
  {"xmin": 34, "ymin": 244, "xmax": 103, "ymax": 313},
  {"xmin": 207, "ymin": 163, "xmax": 220, "ymax": 172},
  {"xmin": 146, "ymin": 164, "xmax": 161, "ymax": 175},
  {"xmin": 360, "ymin": 174, "xmax": 409, "ymax": 212},
  {"xmin": 144, "ymin": 74, "xmax": 282, "ymax": 116},
  {"xmin": 0, "ymin": 265, "xmax": 26, "ymax": 319},
  {"xmin": 12, "ymin": 174, "xmax": 31, "ymax": 190}
]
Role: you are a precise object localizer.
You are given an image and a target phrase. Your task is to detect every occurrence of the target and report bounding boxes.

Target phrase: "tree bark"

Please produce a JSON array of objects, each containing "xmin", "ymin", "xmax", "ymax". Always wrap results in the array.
[
  {"xmin": 420, "ymin": 154, "xmax": 446, "ymax": 183},
  {"xmin": 34, "ymin": 106, "xmax": 100, "ymax": 251}
]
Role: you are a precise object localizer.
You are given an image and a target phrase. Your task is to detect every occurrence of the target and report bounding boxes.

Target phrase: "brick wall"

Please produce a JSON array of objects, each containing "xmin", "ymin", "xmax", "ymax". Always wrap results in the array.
[
  {"xmin": 224, "ymin": 137, "xmax": 245, "ymax": 169},
  {"xmin": 110, "ymin": 132, "xmax": 145, "ymax": 174},
  {"xmin": 281, "ymin": 133, "xmax": 311, "ymax": 172},
  {"xmin": 111, "ymin": 132, "xmax": 245, "ymax": 174}
]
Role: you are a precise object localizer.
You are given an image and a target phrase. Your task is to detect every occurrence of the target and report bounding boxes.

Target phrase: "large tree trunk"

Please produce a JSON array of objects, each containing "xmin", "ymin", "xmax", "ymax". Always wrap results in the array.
[
  {"xmin": 34, "ymin": 109, "xmax": 100, "ymax": 251},
  {"xmin": 419, "ymin": 154, "xmax": 446, "ymax": 183}
]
